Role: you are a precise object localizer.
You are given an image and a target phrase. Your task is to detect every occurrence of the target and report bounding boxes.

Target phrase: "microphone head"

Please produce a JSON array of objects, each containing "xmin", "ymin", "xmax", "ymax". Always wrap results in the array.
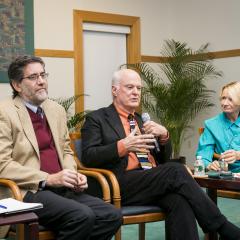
[{"xmin": 141, "ymin": 112, "xmax": 151, "ymax": 123}]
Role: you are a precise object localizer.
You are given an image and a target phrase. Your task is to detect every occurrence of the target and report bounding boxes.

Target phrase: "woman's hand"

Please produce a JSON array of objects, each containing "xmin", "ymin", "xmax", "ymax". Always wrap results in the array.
[
  {"xmin": 207, "ymin": 160, "xmax": 221, "ymax": 171},
  {"xmin": 220, "ymin": 149, "xmax": 240, "ymax": 164}
]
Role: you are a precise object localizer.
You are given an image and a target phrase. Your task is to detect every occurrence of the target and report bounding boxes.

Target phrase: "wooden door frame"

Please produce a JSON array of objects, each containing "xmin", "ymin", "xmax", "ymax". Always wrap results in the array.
[{"xmin": 73, "ymin": 10, "xmax": 141, "ymax": 112}]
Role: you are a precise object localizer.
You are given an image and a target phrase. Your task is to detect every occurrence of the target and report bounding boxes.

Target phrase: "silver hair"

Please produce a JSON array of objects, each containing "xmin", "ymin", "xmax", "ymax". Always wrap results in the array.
[{"xmin": 112, "ymin": 70, "xmax": 123, "ymax": 86}]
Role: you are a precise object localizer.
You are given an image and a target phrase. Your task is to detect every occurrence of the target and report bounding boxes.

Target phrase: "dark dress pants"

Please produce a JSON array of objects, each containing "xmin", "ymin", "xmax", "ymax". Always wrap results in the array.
[
  {"xmin": 119, "ymin": 162, "xmax": 226, "ymax": 240},
  {"xmin": 23, "ymin": 188, "xmax": 122, "ymax": 240}
]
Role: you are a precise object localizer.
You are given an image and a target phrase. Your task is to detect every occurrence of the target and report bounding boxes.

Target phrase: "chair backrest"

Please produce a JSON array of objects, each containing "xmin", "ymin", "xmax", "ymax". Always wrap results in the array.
[
  {"xmin": 69, "ymin": 132, "xmax": 84, "ymax": 169},
  {"xmin": 74, "ymin": 138, "xmax": 82, "ymax": 161},
  {"xmin": 69, "ymin": 132, "xmax": 108, "ymax": 200},
  {"xmin": 198, "ymin": 127, "xmax": 204, "ymax": 135}
]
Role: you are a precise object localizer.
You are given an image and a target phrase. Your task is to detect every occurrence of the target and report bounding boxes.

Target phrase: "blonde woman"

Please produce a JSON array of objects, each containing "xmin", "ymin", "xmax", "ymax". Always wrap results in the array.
[{"xmin": 197, "ymin": 81, "xmax": 240, "ymax": 172}]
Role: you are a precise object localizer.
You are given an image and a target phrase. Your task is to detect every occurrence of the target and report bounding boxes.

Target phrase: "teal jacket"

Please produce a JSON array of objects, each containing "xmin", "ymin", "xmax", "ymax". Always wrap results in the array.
[{"xmin": 196, "ymin": 112, "xmax": 240, "ymax": 173}]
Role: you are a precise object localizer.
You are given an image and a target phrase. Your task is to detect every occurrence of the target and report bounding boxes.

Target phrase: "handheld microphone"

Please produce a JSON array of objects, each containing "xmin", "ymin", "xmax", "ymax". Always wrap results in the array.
[{"xmin": 141, "ymin": 112, "xmax": 160, "ymax": 152}]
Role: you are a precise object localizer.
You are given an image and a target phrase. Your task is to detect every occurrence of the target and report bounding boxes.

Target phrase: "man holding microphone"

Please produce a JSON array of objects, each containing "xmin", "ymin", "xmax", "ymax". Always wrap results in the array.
[{"xmin": 81, "ymin": 68, "xmax": 240, "ymax": 240}]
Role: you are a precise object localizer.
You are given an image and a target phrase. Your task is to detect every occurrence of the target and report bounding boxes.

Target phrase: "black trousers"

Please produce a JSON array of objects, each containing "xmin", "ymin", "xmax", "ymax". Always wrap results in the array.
[
  {"xmin": 119, "ymin": 162, "xmax": 226, "ymax": 240},
  {"xmin": 23, "ymin": 188, "xmax": 122, "ymax": 240}
]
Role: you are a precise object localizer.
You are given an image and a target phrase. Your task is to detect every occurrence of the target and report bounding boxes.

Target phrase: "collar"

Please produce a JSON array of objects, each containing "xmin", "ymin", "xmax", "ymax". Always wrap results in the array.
[
  {"xmin": 24, "ymin": 101, "xmax": 41, "ymax": 114},
  {"xmin": 221, "ymin": 112, "xmax": 240, "ymax": 129},
  {"xmin": 114, "ymin": 103, "xmax": 135, "ymax": 120}
]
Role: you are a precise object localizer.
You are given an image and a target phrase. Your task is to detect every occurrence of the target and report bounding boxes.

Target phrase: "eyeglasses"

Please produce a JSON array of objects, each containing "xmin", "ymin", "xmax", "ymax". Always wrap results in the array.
[{"xmin": 21, "ymin": 72, "xmax": 49, "ymax": 81}]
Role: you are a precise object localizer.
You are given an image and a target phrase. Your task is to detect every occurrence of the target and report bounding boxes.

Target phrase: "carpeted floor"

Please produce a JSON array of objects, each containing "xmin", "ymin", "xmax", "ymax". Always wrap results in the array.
[{"xmin": 119, "ymin": 197, "xmax": 240, "ymax": 240}]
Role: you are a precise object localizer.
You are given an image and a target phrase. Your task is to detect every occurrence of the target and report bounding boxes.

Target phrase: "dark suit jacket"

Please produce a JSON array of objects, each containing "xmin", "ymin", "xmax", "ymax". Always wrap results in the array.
[{"xmin": 81, "ymin": 104, "xmax": 172, "ymax": 177}]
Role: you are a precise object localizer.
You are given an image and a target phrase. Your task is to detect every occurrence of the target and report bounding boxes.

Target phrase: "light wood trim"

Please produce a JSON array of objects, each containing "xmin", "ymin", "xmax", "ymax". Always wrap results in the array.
[
  {"xmin": 141, "ymin": 55, "xmax": 168, "ymax": 63},
  {"xmin": 73, "ymin": 10, "xmax": 141, "ymax": 113},
  {"xmin": 123, "ymin": 212, "xmax": 165, "ymax": 224},
  {"xmin": 73, "ymin": 11, "xmax": 84, "ymax": 113},
  {"xmin": 73, "ymin": 10, "xmax": 139, "ymax": 25},
  {"xmin": 218, "ymin": 190, "xmax": 240, "ymax": 199},
  {"xmin": 127, "ymin": 18, "xmax": 141, "ymax": 63},
  {"xmin": 35, "ymin": 49, "xmax": 74, "ymax": 58},
  {"xmin": 209, "ymin": 49, "xmax": 240, "ymax": 59},
  {"xmin": 0, "ymin": 178, "xmax": 22, "ymax": 201},
  {"xmin": 79, "ymin": 169, "xmax": 111, "ymax": 203},
  {"xmin": 34, "ymin": 48, "xmax": 240, "ymax": 61},
  {"xmin": 141, "ymin": 49, "xmax": 240, "ymax": 63},
  {"xmin": 81, "ymin": 167, "xmax": 122, "ymax": 208},
  {"xmin": 34, "ymin": 48, "xmax": 240, "ymax": 62}
]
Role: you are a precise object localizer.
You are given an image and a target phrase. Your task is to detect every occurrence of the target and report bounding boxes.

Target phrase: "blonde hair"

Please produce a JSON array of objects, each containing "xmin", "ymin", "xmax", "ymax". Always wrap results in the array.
[{"xmin": 220, "ymin": 81, "xmax": 240, "ymax": 105}]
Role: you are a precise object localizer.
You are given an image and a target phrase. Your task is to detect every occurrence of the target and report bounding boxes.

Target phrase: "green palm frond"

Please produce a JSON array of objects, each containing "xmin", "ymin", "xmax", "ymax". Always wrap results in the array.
[
  {"xmin": 67, "ymin": 110, "xmax": 90, "ymax": 131},
  {"xmin": 123, "ymin": 39, "xmax": 222, "ymax": 158},
  {"xmin": 51, "ymin": 95, "xmax": 89, "ymax": 132},
  {"xmin": 53, "ymin": 95, "xmax": 83, "ymax": 112}
]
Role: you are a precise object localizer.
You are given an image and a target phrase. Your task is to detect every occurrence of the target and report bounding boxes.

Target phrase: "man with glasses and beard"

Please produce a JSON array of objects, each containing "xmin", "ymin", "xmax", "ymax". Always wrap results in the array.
[{"xmin": 0, "ymin": 55, "xmax": 122, "ymax": 240}]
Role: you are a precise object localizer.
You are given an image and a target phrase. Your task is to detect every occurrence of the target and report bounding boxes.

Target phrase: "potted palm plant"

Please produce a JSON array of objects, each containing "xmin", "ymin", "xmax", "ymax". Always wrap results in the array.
[
  {"xmin": 126, "ymin": 39, "xmax": 222, "ymax": 159},
  {"xmin": 53, "ymin": 95, "xmax": 89, "ymax": 132}
]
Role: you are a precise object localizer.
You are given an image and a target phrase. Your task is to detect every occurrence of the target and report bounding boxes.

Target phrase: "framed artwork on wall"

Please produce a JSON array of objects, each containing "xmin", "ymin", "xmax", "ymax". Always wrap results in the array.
[{"xmin": 0, "ymin": 0, "xmax": 34, "ymax": 83}]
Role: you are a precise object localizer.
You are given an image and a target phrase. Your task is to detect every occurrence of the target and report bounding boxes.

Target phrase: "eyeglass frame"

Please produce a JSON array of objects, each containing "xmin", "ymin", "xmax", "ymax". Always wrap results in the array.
[{"xmin": 21, "ymin": 72, "xmax": 49, "ymax": 81}]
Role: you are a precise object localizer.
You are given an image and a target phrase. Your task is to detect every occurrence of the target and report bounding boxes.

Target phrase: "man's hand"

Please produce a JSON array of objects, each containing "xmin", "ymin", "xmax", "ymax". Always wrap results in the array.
[
  {"xmin": 73, "ymin": 173, "xmax": 88, "ymax": 192},
  {"xmin": 46, "ymin": 169, "xmax": 81, "ymax": 189},
  {"xmin": 143, "ymin": 121, "xmax": 168, "ymax": 138},
  {"xmin": 220, "ymin": 150, "xmax": 240, "ymax": 164},
  {"xmin": 122, "ymin": 128, "xmax": 155, "ymax": 153}
]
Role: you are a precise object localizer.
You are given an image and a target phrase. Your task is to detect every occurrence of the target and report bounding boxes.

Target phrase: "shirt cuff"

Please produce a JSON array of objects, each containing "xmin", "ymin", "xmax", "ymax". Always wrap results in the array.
[{"xmin": 117, "ymin": 139, "xmax": 128, "ymax": 157}]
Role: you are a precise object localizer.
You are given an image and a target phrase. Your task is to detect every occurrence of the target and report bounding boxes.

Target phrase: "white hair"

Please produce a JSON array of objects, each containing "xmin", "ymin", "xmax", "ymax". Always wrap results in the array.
[
  {"xmin": 112, "ymin": 70, "xmax": 122, "ymax": 86},
  {"xmin": 112, "ymin": 69, "xmax": 140, "ymax": 86}
]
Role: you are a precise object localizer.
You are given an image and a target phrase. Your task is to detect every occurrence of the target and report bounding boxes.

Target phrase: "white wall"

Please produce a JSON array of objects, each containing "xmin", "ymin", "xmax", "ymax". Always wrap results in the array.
[
  {"xmin": 1, "ymin": 0, "xmax": 240, "ymax": 166},
  {"xmin": 169, "ymin": 0, "xmax": 240, "ymax": 164}
]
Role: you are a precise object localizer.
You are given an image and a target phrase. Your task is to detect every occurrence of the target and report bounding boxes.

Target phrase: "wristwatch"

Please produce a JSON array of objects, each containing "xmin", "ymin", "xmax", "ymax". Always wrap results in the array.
[{"xmin": 38, "ymin": 180, "xmax": 47, "ymax": 191}]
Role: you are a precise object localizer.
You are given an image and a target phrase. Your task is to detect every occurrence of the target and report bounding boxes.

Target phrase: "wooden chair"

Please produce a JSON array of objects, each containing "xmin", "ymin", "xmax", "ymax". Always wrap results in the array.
[
  {"xmin": 0, "ymin": 165, "xmax": 111, "ymax": 240},
  {"xmin": 70, "ymin": 132, "xmax": 166, "ymax": 240},
  {"xmin": 198, "ymin": 127, "xmax": 240, "ymax": 199}
]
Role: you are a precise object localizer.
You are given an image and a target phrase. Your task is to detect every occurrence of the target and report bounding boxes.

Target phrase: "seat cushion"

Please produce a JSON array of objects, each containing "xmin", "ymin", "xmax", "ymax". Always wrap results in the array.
[{"xmin": 122, "ymin": 205, "xmax": 163, "ymax": 216}]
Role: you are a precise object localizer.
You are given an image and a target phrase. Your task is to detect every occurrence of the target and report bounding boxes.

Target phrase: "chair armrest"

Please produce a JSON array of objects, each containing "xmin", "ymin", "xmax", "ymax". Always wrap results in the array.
[
  {"xmin": 80, "ymin": 167, "xmax": 122, "ymax": 208},
  {"xmin": 0, "ymin": 179, "xmax": 22, "ymax": 201},
  {"xmin": 79, "ymin": 169, "xmax": 111, "ymax": 203},
  {"xmin": 0, "ymin": 179, "xmax": 24, "ymax": 239}
]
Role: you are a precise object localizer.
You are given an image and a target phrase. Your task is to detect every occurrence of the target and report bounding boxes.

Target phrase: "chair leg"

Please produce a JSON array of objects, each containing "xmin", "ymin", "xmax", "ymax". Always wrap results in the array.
[
  {"xmin": 115, "ymin": 228, "xmax": 121, "ymax": 240},
  {"xmin": 139, "ymin": 223, "xmax": 145, "ymax": 240},
  {"xmin": 16, "ymin": 224, "xmax": 25, "ymax": 240},
  {"xmin": 165, "ymin": 221, "xmax": 170, "ymax": 240}
]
